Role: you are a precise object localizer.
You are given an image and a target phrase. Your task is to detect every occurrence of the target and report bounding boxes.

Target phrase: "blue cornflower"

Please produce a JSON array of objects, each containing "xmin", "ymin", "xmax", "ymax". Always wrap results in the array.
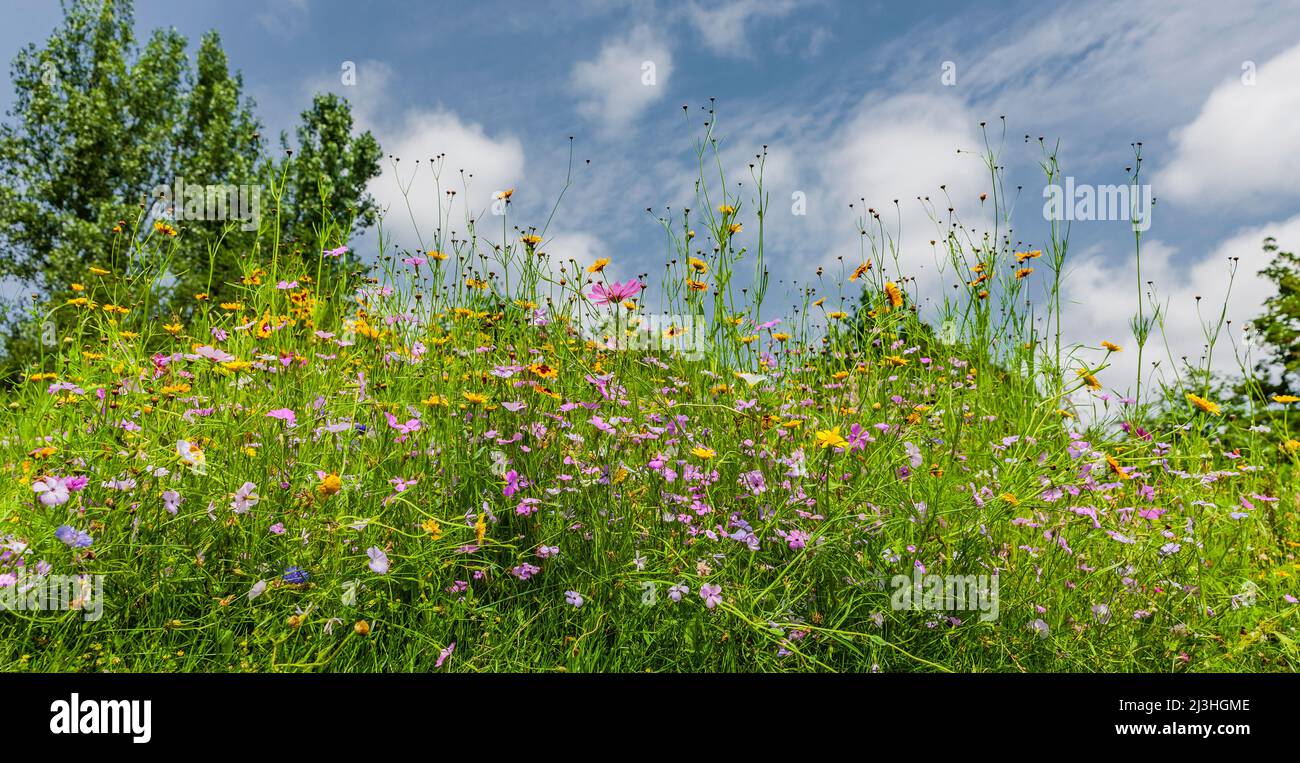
[{"xmin": 54, "ymin": 525, "xmax": 93, "ymax": 548}]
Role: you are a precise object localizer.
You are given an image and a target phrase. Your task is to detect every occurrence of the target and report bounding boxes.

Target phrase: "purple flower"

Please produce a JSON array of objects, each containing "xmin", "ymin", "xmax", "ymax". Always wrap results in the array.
[
  {"xmin": 268, "ymin": 522, "xmax": 286, "ymax": 535},
  {"xmin": 699, "ymin": 583, "xmax": 722, "ymax": 609},
  {"xmin": 565, "ymin": 590, "xmax": 585, "ymax": 608},
  {"xmin": 847, "ymin": 423, "xmax": 872, "ymax": 451},
  {"xmin": 33, "ymin": 476, "xmax": 70, "ymax": 507},
  {"xmin": 389, "ymin": 477, "xmax": 417, "ymax": 493},
  {"xmin": 162, "ymin": 489, "xmax": 182, "ymax": 515},
  {"xmin": 511, "ymin": 562, "xmax": 541, "ymax": 580},
  {"xmin": 503, "ymin": 470, "xmax": 523, "ymax": 498},
  {"xmin": 231, "ymin": 482, "xmax": 260, "ymax": 514},
  {"xmin": 367, "ymin": 546, "xmax": 390, "ymax": 575},
  {"xmin": 903, "ymin": 441, "xmax": 923, "ymax": 468},
  {"xmin": 54, "ymin": 525, "xmax": 93, "ymax": 548},
  {"xmin": 383, "ymin": 412, "xmax": 422, "ymax": 436},
  {"xmin": 668, "ymin": 584, "xmax": 689, "ymax": 602},
  {"xmin": 283, "ymin": 566, "xmax": 309, "ymax": 584},
  {"xmin": 435, "ymin": 642, "xmax": 455, "ymax": 669}
]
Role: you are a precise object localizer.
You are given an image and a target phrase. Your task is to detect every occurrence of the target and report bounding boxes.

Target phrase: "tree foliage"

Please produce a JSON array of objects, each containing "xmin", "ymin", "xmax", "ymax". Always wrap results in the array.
[
  {"xmin": 0, "ymin": 0, "xmax": 382, "ymax": 373},
  {"xmin": 1250, "ymin": 236, "xmax": 1300, "ymax": 397}
]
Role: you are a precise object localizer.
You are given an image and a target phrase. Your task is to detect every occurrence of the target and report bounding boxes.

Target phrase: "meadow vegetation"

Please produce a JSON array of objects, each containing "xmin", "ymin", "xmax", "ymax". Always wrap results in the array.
[{"xmin": 1, "ymin": 112, "xmax": 1298, "ymax": 673}]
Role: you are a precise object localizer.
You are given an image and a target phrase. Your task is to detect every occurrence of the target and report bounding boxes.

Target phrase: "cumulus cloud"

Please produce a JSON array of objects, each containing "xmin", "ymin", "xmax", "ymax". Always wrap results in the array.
[
  {"xmin": 815, "ymin": 94, "xmax": 990, "ymax": 278},
  {"xmin": 1154, "ymin": 42, "xmax": 1300, "ymax": 212},
  {"xmin": 1061, "ymin": 215, "xmax": 1300, "ymax": 394},
  {"xmin": 368, "ymin": 108, "xmax": 527, "ymax": 253},
  {"xmin": 718, "ymin": 93, "xmax": 990, "ymax": 305},
  {"xmin": 293, "ymin": 60, "xmax": 529, "ymax": 254},
  {"xmin": 570, "ymin": 24, "xmax": 672, "ymax": 135}
]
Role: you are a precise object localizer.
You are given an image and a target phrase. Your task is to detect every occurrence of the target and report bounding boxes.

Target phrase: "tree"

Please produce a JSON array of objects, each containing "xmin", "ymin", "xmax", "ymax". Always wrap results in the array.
[
  {"xmin": 0, "ymin": 0, "xmax": 383, "ymax": 375},
  {"xmin": 274, "ymin": 93, "xmax": 382, "ymax": 270},
  {"xmin": 1249, "ymin": 236, "xmax": 1300, "ymax": 397},
  {"xmin": 0, "ymin": 0, "xmax": 193, "ymax": 290},
  {"xmin": 166, "ymin": 30, "xmax": 264, "ymax": 302}
]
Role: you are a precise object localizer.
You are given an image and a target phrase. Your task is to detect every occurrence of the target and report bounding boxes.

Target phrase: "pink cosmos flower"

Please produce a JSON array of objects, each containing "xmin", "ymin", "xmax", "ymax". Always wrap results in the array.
[
  {"xmin": 435, "ymin": 642, "xmax": 455, "ymax": 669},
  {"xmin": 195, "ymin": 345, "xmax": 235, "ymax": 363},
  {"xmin": 587, "ymin": 279, "xmax": 640, "ymax": 306},
  {"xmin": 266, "ymin": 408, "xmax": 297, "ymax": 427},
  {"xmin": 384, "ymin": 412, "xmax": 422, "ymax": 438}
]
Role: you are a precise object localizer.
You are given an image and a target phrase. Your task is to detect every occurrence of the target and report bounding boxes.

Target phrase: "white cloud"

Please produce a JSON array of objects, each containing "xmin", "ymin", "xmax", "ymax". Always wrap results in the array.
[
  {"xmin": 800, "ymin": 92, "xmax": 982, "ymax": 301},
  {"xmin": 296, "ymin": 59, "xmax": 397, "ymax": 131},
  {"xmin": 1155, "ymin": 42, "xmax": 1300, "ymax": 211},
  {"xmin": 368, "ymin": 108, "xmax": 527, "ymax": 253},
  {"xmin": 293, "ymin": 61, "xmax": 528, "ymax": 254},
  {"xmin": 684, "ymin": 0, "xmax": 808, "ymax": 58},
  {"xmin": 570, "ymin": 24, "xmax": 672, "ymax": 135},
  {"xmin": 256, "ymin": 0, "xmax": 309, "ymax": 38},
  {"xmin": 1061, "ymin": 215, "xmax": 1300, "ymax": 394}
]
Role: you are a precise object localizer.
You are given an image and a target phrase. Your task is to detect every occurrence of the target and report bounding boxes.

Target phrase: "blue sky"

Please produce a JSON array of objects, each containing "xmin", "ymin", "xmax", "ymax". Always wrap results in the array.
[{"xmin": 3, "ymin": 0, "xmax": 1300, "ymax": 390}]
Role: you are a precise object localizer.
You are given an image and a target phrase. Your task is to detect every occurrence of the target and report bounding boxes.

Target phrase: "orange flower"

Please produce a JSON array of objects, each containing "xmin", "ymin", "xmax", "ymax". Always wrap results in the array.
[{"xmin": 884, "ymin": 281, "xmax": 904, "ymax": 309}]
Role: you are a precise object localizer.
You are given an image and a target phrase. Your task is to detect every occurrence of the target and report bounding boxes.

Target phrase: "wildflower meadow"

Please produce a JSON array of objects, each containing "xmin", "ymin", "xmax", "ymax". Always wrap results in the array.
[
  {"xmin": 3, "ymin": 108, "xmax": 1298, "ymax": 674},
  {"xmin": 1, "ymin": 2, "xmax": 1298, "ymax": 685}
]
